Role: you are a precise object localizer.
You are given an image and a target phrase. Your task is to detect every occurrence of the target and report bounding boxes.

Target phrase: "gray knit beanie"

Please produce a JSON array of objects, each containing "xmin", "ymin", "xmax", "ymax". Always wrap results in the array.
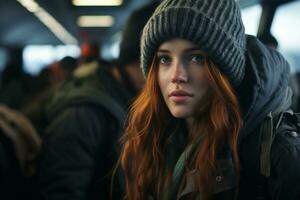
[{"xmin": 141, "ymin": 0, "xmax": 246, "ymax": 87}]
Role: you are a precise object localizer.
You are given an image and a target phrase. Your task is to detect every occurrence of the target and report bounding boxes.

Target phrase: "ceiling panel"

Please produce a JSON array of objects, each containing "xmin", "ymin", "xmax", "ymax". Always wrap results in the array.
[{"xmin": 0, "ymin": 0, "xmax": 297, "ymax": 47}]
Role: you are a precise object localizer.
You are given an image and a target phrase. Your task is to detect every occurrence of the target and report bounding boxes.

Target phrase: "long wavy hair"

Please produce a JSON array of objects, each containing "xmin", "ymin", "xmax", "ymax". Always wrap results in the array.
[{"xmin": 118, "ymin": 56, "xmax": 243, "ymax": 200}]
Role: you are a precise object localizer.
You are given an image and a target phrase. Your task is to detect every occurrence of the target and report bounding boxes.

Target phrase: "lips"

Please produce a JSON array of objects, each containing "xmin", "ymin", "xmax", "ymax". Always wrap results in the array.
[{"xmin": 168, "ymin": 90, "xmax": 193, "ymax": 103}]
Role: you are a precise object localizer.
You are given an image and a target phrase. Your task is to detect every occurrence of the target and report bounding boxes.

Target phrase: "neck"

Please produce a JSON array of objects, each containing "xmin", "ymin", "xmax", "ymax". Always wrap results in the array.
[{"xmin": 186, "ymin": 117, "xmax": 194, "ymax": 136}]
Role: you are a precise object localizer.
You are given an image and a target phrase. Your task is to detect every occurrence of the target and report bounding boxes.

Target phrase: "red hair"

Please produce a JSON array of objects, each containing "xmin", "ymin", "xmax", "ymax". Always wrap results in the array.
[{"xmin": 119, "ymin": 58, "xmax": 243, "ymax": 199}]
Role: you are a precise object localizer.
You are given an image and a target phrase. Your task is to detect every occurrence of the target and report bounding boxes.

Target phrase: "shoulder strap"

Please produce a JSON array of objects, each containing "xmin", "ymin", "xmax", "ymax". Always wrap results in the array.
[
  {"xmin": 167, "ymin": 143, "xmax": 236, "ymax": 199},
  {"xmin": 171, "ymin": 143, "xmax": 197, "ymax": 199},
  {"xmin": 259, "ymin": 110, "xmax": 299, "ymax": 177},
  {"xmin": 164, "ymin": 143, "xmax": 197, "ymax": 200},
  {"xmin": 243, "ymin": 111, "xmax": 287, "ymax": 178},
  {"xmin": 238, "ymin": 112, "xmax": 283, "ymax": 199},
  {"xmin": 259, "ymin": 112, "xmax": 276, "ymax": 177}
]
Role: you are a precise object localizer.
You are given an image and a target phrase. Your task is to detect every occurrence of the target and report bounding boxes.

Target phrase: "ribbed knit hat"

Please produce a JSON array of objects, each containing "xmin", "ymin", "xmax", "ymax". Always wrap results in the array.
[{"xmin": 141, "ymin": 0, "xmax": 246, "ymax": 87}]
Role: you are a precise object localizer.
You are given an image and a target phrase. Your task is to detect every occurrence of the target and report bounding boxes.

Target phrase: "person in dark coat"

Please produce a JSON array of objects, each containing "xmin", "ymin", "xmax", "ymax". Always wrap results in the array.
[
  {"xmin": 118, "ymin": 0, "xmax": 300, "ymax": 199},
  {"xmin": 36, "ymin": 36, "xmax": 128, "ymax": 200},
  {"xmin": 35, "ymin": 2, "xmax": 159, "ymax": 200},
  {"xmin": 117, "ymin": 1, "xmax": 160, "ymax": 97},
  {"xmin": 36, "ymin": 65, "xmax": 128, "ymax": 200}
]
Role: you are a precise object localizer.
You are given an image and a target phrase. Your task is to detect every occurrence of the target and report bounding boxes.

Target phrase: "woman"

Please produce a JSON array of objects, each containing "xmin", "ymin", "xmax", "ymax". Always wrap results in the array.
[{"xmin": 119, "ymin": 0, "xmax": 300, "ymax": 199}]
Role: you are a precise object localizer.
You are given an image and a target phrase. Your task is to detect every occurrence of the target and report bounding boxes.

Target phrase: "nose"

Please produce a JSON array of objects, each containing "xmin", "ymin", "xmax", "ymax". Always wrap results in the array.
[{"xmin": 171, "ymin": 60, "xmax": 187, "ymax": 83}]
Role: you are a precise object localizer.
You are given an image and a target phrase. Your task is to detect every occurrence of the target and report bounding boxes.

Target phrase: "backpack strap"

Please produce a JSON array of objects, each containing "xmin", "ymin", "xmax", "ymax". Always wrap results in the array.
[
  {"xmin": 259, "ymin": 110, "xmax": 299, "ymax": 177},
  {"xmin": 165, "ymin": 143, "xmax": 236, "ymax": 199},
  {"xmin": 259, "ymin": 112, "xmax": 274, "ymax": 177},
  {"xmin": 165, "ymin": 143, "xmax": 197, "ymax": 200}
]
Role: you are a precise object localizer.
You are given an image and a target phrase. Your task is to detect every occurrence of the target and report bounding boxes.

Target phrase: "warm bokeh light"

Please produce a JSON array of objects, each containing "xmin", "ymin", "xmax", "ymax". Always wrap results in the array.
[
  {"xmin": 72, "ymin": 0, "xmax": 122, "ymax": 6},
  {"xmin": 77, "ymin": 16, "xmax": 114, "ymax": 27}
]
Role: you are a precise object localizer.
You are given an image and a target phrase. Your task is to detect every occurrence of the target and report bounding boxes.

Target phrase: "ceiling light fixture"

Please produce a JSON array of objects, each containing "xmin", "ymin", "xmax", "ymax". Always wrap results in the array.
[
  {"xmin": 17, "ymin": 0, "xmax": 39, "ymax": 12},
  {"xmin": 77, "ymin": 16, "xmax": 114, "ymax": 27},
  {"xmin": 17, "ymin": 0, "xmax": 78, "ymax": 44},
  {"xmin": 72, "ymin": 0, "xmax": 123, "ymax": 6}
]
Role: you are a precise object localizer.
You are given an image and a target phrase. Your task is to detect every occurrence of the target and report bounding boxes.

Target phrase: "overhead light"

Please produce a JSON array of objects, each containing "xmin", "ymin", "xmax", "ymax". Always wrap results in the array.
[
  {"xmin": 77, "ymin": 16, "xmax": 114, "ymax": 27},
  {"xmin": 72, "ymin": 0, "xmax": 123, "ymax": 6},
  {"xmin": 17, "ymin": 0, "xmax": 39, "ymax": 12},
  {"xmin": 17, "ymin": 0, "xmax": 78, "ymax": 44}
]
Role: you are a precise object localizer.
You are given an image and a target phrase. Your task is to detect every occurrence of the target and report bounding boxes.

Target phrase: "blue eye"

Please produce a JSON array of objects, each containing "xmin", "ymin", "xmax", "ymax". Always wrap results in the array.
[
  {"xmin": 157, "ymin": 55, "xmax": 171, "ymax": 65},
  {"xmin": 190, "ymin": 55, "xmax": 205, "ymax": 63}
]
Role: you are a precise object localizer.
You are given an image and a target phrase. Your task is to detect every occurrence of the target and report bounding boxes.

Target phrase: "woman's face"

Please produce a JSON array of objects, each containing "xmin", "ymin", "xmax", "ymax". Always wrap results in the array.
[{"xmin": 157, "ymin": 39, "xmax": 209, "ymax": 119}]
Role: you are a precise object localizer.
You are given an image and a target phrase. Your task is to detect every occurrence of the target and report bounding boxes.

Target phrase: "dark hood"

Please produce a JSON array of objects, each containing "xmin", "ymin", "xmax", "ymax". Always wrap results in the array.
[{"xmin": 237, "ymin": 35, "xmax": 292, "ymax": 143}]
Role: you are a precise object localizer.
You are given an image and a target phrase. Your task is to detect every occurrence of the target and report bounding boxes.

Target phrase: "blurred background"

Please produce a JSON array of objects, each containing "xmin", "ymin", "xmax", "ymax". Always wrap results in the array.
[
  {"xmin": 0, "ymin": 0, "xmax": 299, "ymax": 79},
  {"xmin": 0, "ymin": 1, "xmax": 299, "ymax": 198}
]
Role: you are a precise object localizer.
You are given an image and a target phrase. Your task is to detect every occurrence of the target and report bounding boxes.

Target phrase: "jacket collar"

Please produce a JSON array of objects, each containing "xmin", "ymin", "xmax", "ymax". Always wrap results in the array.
[{"xmin": 237, "ymin": 35, "xmax": 291, "ymax": 143}]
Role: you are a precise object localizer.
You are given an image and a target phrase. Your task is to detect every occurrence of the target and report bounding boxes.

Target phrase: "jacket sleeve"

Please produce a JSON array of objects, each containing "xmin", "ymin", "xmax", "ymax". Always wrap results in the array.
[
  {"xmin": 36, "ymin": 105, "xmax": 113, "ymax": 200},
  {"xmin": 268, "ymin": 132, "xmax": 300, "ymax": 200}
]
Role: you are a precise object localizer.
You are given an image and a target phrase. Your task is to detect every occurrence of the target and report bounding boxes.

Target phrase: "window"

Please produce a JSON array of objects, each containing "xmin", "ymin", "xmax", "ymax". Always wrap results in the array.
[
  {"xmin": 241, "ymin": 4, "xmax": 262, "ymax": 36},
  {"xmin": 272, "ymin": 1, "xmax": 300, "ymax": 72},
  {"xmin": 23, "ymin": 45, "xmax": 80, "ymax": 75}
]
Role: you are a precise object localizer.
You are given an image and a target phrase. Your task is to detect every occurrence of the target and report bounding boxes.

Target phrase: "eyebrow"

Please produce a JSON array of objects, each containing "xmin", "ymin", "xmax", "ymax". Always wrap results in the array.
[{"xmin": 157, "ymin": 47, "xmax": 203, "ymax": 53}]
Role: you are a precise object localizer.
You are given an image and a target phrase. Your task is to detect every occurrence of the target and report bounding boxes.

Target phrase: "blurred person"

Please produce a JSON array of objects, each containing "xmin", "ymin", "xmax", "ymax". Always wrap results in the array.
[
  {"xmin": 36, "ymin": 3, "xmax": 159, "ymax": 200},
  {"xmin": 19, "ymin": 67, "xmax": 53, "ymax": 134},
  {"xmin": 73, "ymin": 42, "xmax": 107, "ymax": 79},
  {"xmin": 35, "ymin": 46, "xmax": 129, "ymax": 200},
  {"xmin": 118, "ymin": 0, "xmax": 300, "ymax": 199},
  {"xmin": 0, "ymin": 47, "xmax": 34, "ymax": 110},
  {"xmin": 116, "ymin": 1, "xmax": 160, "ymax": 97},
  {"xmin": 58, "ymin": 56, "xmax": 78, "ymax": 80},
  {"xmin": 0, "ymin": 104, "xmax": 41, "ymax": 200},
  {"xmin": 50, "ymin": 56, "xmax": 78, "ymax": 82},
  {"xmin": 21, "ymin": 57, "xmax": 78, "ymax": 134},
  {"xmin": 79, "ymin": 42, "xmax": 100, "ymax": 64}
]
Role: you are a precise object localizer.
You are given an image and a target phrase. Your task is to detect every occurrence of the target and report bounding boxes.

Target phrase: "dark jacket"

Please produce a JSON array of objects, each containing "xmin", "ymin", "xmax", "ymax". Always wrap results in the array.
[
  {"xmin": 235, "ymin": 35, "xmax": 299, "ymax": 199},
  {"xmin": 0, "ymin": 131, "xmax": 25, "ymax": 200},
  {"xmin": 0, "ymin": 132, "xmax": 40, "ymax": 200},
  {"xmin": 0, "ymin": 105, "xmax": 41, "ymax": 200},
  {"xmin": 175, "ymin": 36, "xmax": 300, "ymax": 200},
  {"xmin": 36, "ymin": 65, "xmax": 130, "ymax": 200}
]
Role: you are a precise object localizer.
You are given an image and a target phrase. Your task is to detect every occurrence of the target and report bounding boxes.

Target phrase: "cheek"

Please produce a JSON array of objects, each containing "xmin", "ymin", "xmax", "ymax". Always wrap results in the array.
[
  {"xmin": 193, "ymin": 67, "xmax": 206, "ymax": 80},
  {"xmin": 158, "ymin": 70, "xmax": 168, "ymax": 95},
  {"xmin": 193, "ymin": 69, "xmax": 210, "ymax": 96},
  {"xmin": 192, "ymin": 67, "xmax": 207, "ymax": 83},
  {"xmin": 197, "ymin": 76, "xmax": 209, "ymax": 90}
]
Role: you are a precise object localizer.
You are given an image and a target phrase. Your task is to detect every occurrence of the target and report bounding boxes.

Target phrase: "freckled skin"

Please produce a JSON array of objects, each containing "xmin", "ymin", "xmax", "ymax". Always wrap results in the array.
[{"xmin": 157, "ymin": 39, "xmax": 209, "ymax": 119}]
